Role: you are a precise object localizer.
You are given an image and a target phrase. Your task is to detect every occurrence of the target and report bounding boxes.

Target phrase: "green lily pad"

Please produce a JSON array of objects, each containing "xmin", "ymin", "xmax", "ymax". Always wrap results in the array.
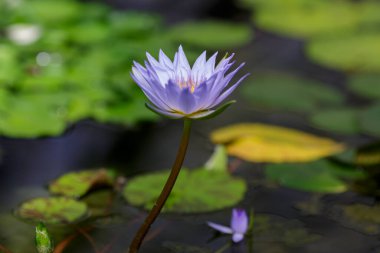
[
  {"xmin": 309, "ymin": 109, "xmax": 360, "ymax": 134},
  {"xmin": 241, "ymin": 73, "xmax": 344, "ymax": 112},
  {"xmin": 123, "ymin": 168, "xmax": 246, "ymax": 213},
  {"xmin": 348, "ymin": 74, "xmax": 380, "ymax": 100},
  {"xmin": 0, "ymin": 96, "xmax": 66, "ymax": 138},
  {"xmin": 307, "ymin": 33, "xmax": 380, "ymax": 72},
  {"xmin": 49, "ymin": 169, "xmax": 116, "ymax": 198},
  {"xmin": 168, "ymin": 20, "xmax": 252, "ymax": 49},
  {"xmin": 68, "ymin": 22, "xmax": 109, "ymax": 44},
  {"xmin": 251, "ymin": 1, "xmax": 357, "ymax": 39},
  {"xmin": 265, "ymin": 160, "xmax": 364, "ymax": 193},
  {"xmin": 359, "ymin": 103, "xmax": 380, "ymax": 137},
  {"xmin": 16, "ymin": 197, "xmax": 88, "ymax": 224},
  {"xmin": 17, "ymin": 0, "xmax": 82, "ymax": 24}
]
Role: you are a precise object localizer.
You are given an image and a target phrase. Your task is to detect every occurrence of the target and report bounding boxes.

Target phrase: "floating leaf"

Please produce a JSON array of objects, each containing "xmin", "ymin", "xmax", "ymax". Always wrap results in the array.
[
  {"xmin": 309, "ymin": 109, "xmax": 360, "ymax": 134},
  {"xmin": 348, "ymin": 74, "xmax": 380, "ymax": 100},
  {"xmin": 205, "ymin": 145, "xmax": 228, "ymax": 171},
  {"xmin": 359, "ymin": 103, "xmax": 380, "ymax": 137},
  {"xmin": 211, "ymin": 123, "xmax": 345, "ymax": 163},
  {"xmin": 49, "ymin": 169, "xmax": 116, "ymax": 198},
  {"xmin": 168, "ymin": 20, "xmax": 252, "ymax": 49},
  {"xmin": 0, "ymin": 95, "xmax": 66, "ymax": 138},
  {"xmin": 241, "ymin": 74, "xmax": 344, "ymax": 113},
  {"xmin": 251, "ymin": 1, "xmax": 357, "ymax": 39},
  {"xmin": 265, "ymin": 160, "xmax": 349, "ymax": 193},
  {"xmin": 123, "ymin": 169, "xmax": 246, "ymax": 213},
  {"xmin": 35, "ymin": 223, "xmax": 54, "ymax": 253},
  {"xmin": 16, "ymin": 197, "xmax": 87, "ymax": 224},
  {"xmin": 307, "ymin": 33, "xmax": 380, "ymax": 72}
]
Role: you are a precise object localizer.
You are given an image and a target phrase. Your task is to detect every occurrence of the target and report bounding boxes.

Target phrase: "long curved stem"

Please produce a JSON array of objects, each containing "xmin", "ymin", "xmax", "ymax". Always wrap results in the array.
[{"xmin": 128, "ymin": 119, "xmax": 192, "ymax": 253}]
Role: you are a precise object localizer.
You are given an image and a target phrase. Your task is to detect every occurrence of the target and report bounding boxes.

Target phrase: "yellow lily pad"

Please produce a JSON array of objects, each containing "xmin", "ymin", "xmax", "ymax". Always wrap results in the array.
[{"xmin": 211, "ymin": 123, "xmax": 345, "ymax": 163}]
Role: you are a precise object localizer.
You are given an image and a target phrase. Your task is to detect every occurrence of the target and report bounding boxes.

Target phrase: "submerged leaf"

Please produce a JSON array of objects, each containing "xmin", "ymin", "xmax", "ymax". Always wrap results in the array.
[
  {"xmin": 123, "ymin": 169, "xmax": 246, "ymax": 213},
  {"xmin": 49, "ymin": 169, "xmax": 116, "ymax": 198},
  {"xmin": 211, "ymin": 123, "xmax": 345, "ymax": 163},
  {"xmin": 16, "ymin": 197, "xmax": 87, "ymax": 224},
  {"xmin": 265, "ymin": 160, "xmax": 351, "ymax": 193}
]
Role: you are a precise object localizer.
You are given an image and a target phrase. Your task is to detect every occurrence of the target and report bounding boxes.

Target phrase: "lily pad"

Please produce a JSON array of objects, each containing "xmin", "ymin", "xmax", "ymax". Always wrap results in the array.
[
  {"xmin": 123, "ymin": 169, "xmax": 246, "ymax": 213},
  {"xmin": 251, "ymin": 1, "xmax": 357, "ymax": 39},
  {"xmin": 265, "ymin": 160, "xmax": 351, "ymax": 193},
  {"xmin": 348, "ymin": 74, "xmax": 380, "ymax": 100},
  {"xmin": 307, "ymin": 33, "xmax": 380, "ymax": 72},
  {"xmin": 211, "ymin": 123, "xmax": 345, "ymax": 163},
  {"xmin": 168, "ymin": 20, "xmax": 252, "ymax": 49},
  {"xmin": 241, "ymin": 74, "xmax": 344, "ymax": 113},
  {"xmin": 0, "ymin": 96, "xmax": 67, "ymax": 138},
  {"xmin": 16, "ymin": 197, "xmax": 87, "ymax": 224},
  {"xmin": 359, "ymin": 103, "xmax": 380, "ymax": 137},
  {"xmin": 309, "ymin": 109, "xmax": 360, "ymax": 134},
  {"xmin": 49, "ymin": 169, "xmax": 116, "ymax": 198}
]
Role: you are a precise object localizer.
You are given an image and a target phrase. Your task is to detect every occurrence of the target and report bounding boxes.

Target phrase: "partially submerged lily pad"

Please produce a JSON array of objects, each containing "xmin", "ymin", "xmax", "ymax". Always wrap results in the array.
[
  {"xmin": 348, "ymin": 74, "xmax": 380, "ymax": 100},
  {"xmin": 241, "ymin": 74, "xmax": 344, "ymax": 113},
  {"xmin": 211, "ymin": 123, "xmax": 345, "ymax": 163},
  {"xmin": 16, "ymin": 197, "xmax": 87, "ymax": 224},
  {"xmin": 356, "ymin": 142, "xmax": 380, "ymax": 167},
  {"xmin": 123, "ymin": 169, "xmax": 246, "ymax": 213},
  {"xmin": 49, "ymin": 169, "xmax": 116, "ymax": 198},
  {"xmin": 359, "ymin": 103, "xmax": 380, "ymax": 137},
  {"xmin": 265, "ymin": 160, "xmax": 364, "ymax": 193}
]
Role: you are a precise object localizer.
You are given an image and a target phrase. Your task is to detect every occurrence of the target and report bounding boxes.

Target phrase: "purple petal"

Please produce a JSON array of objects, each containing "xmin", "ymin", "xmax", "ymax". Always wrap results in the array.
[
  {"xmin": 164, "ymin": 80, "xmax": 182, "ymax": 110},
  {"xmin": 204, "ymin": 52, "xmax": 218, "ymax": 78},
  {"xmin": 207, "ymin": 222, "xmax": 233, "ymax": 234},
  {"xmin": 211, "ymin": 73, "xmax": 249, "ymax": 108},
  {"xmin": 159, "ymin": 49, "xmax": 174, "ymax": 69},
  {"xmin": 177, "ymin": 88, "xmax": 196, "ymax": 114},
  {"xmin": 191, "ymin": 51, "xmax": 207, "ymax": 84},
  {"xmin": 232, "ymin": 233, "xmax": 244, "ymax": 243},
  {"xmin": 230, "ymin": 208, "xmax": 248, "ymax": 234}
]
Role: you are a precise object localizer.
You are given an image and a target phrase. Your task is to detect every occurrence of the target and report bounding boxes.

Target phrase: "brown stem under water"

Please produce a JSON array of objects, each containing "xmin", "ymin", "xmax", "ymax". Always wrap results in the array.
[{"xmin": 128, "ymin": 119, "xmax": 192, "ymax": 253}]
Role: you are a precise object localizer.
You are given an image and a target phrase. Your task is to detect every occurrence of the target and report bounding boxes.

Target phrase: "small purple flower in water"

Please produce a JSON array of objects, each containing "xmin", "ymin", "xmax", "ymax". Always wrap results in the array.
[
  {"xmin": 207, "ymin": 208, "xmax": 249, "ymax": 243},
  {"xmin": 131, "ymin": 46, "xmax": 248, "ymax": 119}
]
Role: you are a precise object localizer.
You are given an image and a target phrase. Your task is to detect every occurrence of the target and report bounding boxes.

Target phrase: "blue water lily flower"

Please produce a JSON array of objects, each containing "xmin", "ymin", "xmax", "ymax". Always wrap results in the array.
[
  {"xmin": 207, "ymin": 208, "xmax": 248, "ymax": 243},
  {"xmin": 131, "ymin": 46, "xmax": 248, "ymax": 119}
]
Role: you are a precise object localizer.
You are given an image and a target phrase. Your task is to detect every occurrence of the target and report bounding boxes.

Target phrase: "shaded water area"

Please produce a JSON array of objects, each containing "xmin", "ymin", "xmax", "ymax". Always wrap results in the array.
[{"xmin": 0, "ymin": 0, "xmax": 380, "ymax": 252}]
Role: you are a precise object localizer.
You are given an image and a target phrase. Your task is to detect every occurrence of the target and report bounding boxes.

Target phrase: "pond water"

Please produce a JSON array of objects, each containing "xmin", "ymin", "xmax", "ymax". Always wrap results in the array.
[{"xmin": 0, "ymin": 0, "xmax": 380, "ymax": 252}]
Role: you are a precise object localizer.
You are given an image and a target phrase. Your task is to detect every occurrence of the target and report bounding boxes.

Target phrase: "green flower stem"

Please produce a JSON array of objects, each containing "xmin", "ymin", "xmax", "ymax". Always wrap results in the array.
[{"xmin": 128, "ymin": 119, "xmax": 192, "ymax": 253}]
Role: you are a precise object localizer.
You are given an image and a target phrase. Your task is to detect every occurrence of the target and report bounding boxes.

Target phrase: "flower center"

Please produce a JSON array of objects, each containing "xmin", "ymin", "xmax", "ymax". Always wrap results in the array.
[{"xmin": 178, "ymin": 78, "xmax": 197, "ymax": 93}]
